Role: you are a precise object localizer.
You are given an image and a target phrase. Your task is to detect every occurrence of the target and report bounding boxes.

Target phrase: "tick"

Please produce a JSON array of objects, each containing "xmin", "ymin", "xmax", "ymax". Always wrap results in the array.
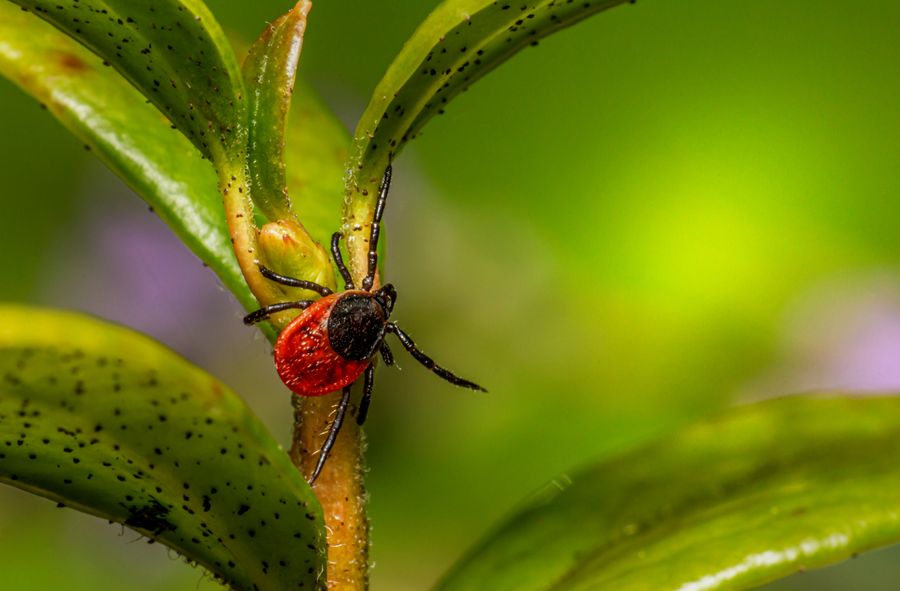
[{"xmin": 244, "ymin": 166, "xmax": 486, "ymax": 483}]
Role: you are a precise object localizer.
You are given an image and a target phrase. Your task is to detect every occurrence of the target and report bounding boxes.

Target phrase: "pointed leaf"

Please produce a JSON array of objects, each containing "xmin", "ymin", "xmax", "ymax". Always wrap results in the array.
[
  {"xmin": 261, "ymin": 80, "xmax": 351, "ymax": 296},
  {"xmin": 348, "ymin": 0, "xmax": 633, "ymax": 177},
  {"xmin": 0, "ymin": 305, "xmax": 325, "ymax": 591},
  {"xmin": 10, "ymin": 0, "xmax": 246, "ymax": 165},
  {"xmin": 0, "ymin": 5, "xmax": 350, "ymax": 341},
  {"xmin": 343, "ymin": 0, "xmax": 632, "ymax": 274},
  {"xmin": 239, "ymin": 2, "xmax": 351, "ymax": 278},
  {"xmin": 243, "ymin": 0, "xmax": 311, "ymax": 223},
  {"xmin": 438, "ymin": 396, "xmax": 900, "ymax": 591},
  {"xmin": 0, "ymin": 3, "xmax": 261, "ymax": 317},
  {"xmin": 242, "ymin": 1, "xmax": 345, "ymax": 300}
]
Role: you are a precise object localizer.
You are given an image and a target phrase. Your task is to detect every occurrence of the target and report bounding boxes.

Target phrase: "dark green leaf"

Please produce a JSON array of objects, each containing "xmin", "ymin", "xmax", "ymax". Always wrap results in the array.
[
  {"xmin": 438, "ymin": 396, "xmax": 900, "ymax": 591},
  {"xmin": 10, "ymin": 0, "xmax": 246, "ymax": 165},
  {"xmin": 243, "ymin": 0, "xmax": 311, "ymax": 223},
  {"xmin": 0, "ymin": 305, "xmax": 325, "ymax": 591}
]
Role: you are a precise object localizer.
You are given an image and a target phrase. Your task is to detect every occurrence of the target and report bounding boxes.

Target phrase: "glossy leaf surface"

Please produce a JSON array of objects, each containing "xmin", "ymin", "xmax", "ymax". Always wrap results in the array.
[
  {"xmin": 243, "ymin": 0, "xmax": 311, "ymax": 223},
  {"xmin": 0, "ymin": 4, "xmax": 350, "ymax": 336},
  {"xmin": 10, "ymin": 0, "xmax": 245, "ymax": 165},
  {"xmin": 0, "ymin": 3, "xmax": 258, "ymax": 313},
  {"xmin": 0, "ymin": 305, "xmax": 325, "ymax": 591},
  {"xmin": 438, "ymin": 396, "xmax": 900, "ymax": 591},
  {"xmin": 243, "ymin": 1, "xmax": 343, "ymax": 302}
]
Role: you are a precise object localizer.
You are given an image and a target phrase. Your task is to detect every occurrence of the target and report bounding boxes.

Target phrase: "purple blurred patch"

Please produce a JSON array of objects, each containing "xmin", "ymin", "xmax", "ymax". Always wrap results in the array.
[
  {"xmin": 747, "ymin": 274, "xmax": 900, "ymax": 396},
  {"xmin": 36, "ymin": 175, "xmax": 255, "ymax": 366}
]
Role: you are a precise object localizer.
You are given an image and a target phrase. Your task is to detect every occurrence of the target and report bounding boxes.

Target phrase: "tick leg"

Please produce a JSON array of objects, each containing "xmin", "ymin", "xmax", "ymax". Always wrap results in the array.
[
  {"xmin": 259, "ymin": 266, "xmax": 332, "ymax": 297},
  {"xmin": 357, "ymin": 344, "xmax": 392, "ymax": 426},
  {"xmin": 357, "ymin": 364, "xmax": 375, "ymax": 426},
  {"xmin": 331, "ymin": 232, "xmax": 354, "ymax": 290},
  {"xmin": 243, "ymin": 301, "xmax": 313, "ymax": 325},
  {"xmin": 386, "ymin": 323, "xmax": 487, "ymax": 392},
  {"xmin": 380, "ymin": 342, "xmax": 394, "ymax": 366},
  {"xmin": 362, "ymin": 166, "xmax": 392, "ymax": 292},
  {"xmin": 310, "ymin": 386, "xmax": 352, "ymax": 484}
]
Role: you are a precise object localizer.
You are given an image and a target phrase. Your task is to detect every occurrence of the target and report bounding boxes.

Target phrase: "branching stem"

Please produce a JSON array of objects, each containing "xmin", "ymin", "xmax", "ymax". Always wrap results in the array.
[{"xmin": 224, "ymin": 169, "xmax": 375, "ymax": 590}]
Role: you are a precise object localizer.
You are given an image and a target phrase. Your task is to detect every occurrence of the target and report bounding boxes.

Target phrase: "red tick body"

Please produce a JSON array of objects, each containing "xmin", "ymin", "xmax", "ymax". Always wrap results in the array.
[
  {"xmin": 244, "ymin": 166, "xmax": 485, "ymax": 483},
  {"xmin": 273, "ymin": 292, "xmax": 371, "ymax": 396}
]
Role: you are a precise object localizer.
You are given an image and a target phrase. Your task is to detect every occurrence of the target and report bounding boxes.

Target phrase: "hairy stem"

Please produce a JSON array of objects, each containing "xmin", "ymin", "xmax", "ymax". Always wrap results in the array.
[
  {"xmin": 281, "ymin": 172, "xmax": 389, "ymax": 590},
  {"xmin": 221, "ymin": 159, "xmax": 367, "ymax": 586},
  {"xmin": 282, "ymin": 172, "xmax": 389, "ymax": 590},
  {"xmin": 226, "ymin": 18, "xmax": 374, "ymax": 579},
  {"xmin": 226, "ymin": 204, "xmax": 367, "ymax": 588},
  {"xmin": 290, "ymin": 395, "xmax": 368, "ymax": 590}
]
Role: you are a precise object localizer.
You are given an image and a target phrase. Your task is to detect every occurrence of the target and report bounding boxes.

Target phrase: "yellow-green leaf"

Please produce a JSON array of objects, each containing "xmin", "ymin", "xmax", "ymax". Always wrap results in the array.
[
  {"xmin": 438, "ymin": 396, "xmax": 900, "ymax": 591},
  {"xmin": 10, "ymin": 0, "xmax": 246, "ymax": 166},
  {"xmin": 0, "ymin": 305, "xmax": 326, "ymax": 591},
  {"xmin": 243, "ymin": 0, "xmax": 311, "ymax": 223},
  {"xmin": 343, "ymin": 0, "xmax": 632, "ymax": 275},
  {"xmin": 0, "ymin": 3, "xmax": 257, "ymax": 315},
  {"xmin": 0, "ymin": 4, "xmax": 353, "ymax": 341}
]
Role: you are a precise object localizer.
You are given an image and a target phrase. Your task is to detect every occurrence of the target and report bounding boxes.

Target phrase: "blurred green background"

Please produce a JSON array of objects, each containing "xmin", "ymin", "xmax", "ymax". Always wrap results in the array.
[{"xmin": 1, "ymin": 0, "xmax": 899, "ymax": 589}]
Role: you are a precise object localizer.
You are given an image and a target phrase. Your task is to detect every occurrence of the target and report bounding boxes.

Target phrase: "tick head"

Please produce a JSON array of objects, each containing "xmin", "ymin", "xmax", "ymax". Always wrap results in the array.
[{"xmin": 375, "ymin": 283, "xmax": 397, "ymax": 315}]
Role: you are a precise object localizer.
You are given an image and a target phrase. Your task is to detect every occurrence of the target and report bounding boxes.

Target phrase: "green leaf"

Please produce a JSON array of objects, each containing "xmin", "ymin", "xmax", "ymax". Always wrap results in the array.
[
  {"xmin": 0, "ymin": 5, "xmax": 350, "ymax": 340},
  {"xmin": 341, "ymin": 0, "xmax": 632, "ymax": 276},
  {"xmin": 243, "ymin": 0, "xmax": 311, "ymax": 223},
  {"xmin": 0, "ymin": 3, "xmax": 259, "ymax": 315},
  {"xmin": 437, "ymin": 396, "xmax": 900, "ymax": 591},
  {"xmin": 284, "ymin": 80, "xmax": 349, "ymax": 252},
  {"xmin": 0, "ymin": 305, "xmax": 325, "ymax": 591},
  {"xmin": 10, "ymin": 0, "xmax": 245, "ymax": 165},
  {"xmin": 348, "ymin": 0, "xmax": 633, "ymax": 185},
  {"xmin": 243, "ymin": 1, "xmax": 346, "ymax": 300},
  {"xmin": 239, "ymin": 6, "xmax": 351, "ymax": 279}
]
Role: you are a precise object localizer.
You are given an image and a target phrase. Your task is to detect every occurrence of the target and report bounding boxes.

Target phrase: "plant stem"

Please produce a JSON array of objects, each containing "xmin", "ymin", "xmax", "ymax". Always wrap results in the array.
[
  {"xmin": 221, "ymin": 161, "xmax": 366, "ymax": 587},
  {"xmin": 223, "ymin": 161, "xmax": 375, "ymax": 589},
  {"xmin": 290, "ymin": 395, "xmax": 368, "ymax": 590},
  {"xmin": 284, "ymin": 178, "xmax": 385, "ymax": 590}
]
